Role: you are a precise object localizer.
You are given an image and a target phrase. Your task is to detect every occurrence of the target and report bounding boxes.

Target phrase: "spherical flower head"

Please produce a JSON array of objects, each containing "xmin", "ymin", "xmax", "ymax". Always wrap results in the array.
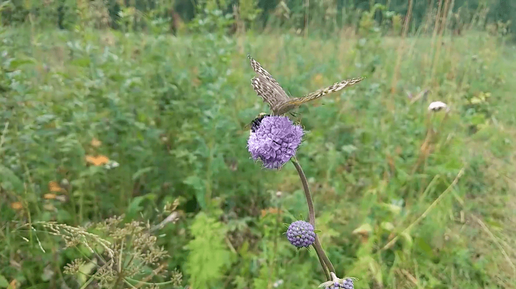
[
  {"xmin": 286, "ymin": 220, "xmax": 316, "ymax": 248},
  {"xmin": 341, "ymin": 278, "xmax": 353, "ymax": 289},
  {"xmin": 247, "ymin": 116, "xmax": 304, "ymax": 169},
  {"xmin": 319, "ymin": 273, "xmax": 355, "ymax": 289}
]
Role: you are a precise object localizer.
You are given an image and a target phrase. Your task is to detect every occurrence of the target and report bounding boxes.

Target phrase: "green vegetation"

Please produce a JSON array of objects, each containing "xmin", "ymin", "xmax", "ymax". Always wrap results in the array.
[{"xmin": 1, "ymin": 0, "xmax": 516, "ymax": 288}]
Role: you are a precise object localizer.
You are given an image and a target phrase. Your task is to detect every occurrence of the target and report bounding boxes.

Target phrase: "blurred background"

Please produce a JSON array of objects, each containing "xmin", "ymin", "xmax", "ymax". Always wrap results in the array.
[{"xmin": 0, "ymin": 0, "xmax": 515, "ymax": 288}]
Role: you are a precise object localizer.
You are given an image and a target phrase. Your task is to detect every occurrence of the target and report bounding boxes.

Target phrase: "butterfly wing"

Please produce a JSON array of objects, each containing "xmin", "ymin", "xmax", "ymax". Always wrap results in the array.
[
  {"xmin": 274, "ymin": 77, "xmax": 364, "ymax": 115},
  {"xmin": 248, "ymin": 55, "xmax": 290, "ymax": 114}
]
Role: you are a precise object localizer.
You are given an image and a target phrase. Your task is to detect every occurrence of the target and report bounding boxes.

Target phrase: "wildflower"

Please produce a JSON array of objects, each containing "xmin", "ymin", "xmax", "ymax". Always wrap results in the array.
[
  {"xmin": 319, "ymin": 273, "xmax": 355, "ymax": 289},
  {"xmin": 90, "ymin": 138, "xmax": 102, "ymax": 147},
  {"xmin": 104, "ymin": 160, "xmax": 119, "ymax": 170},
  {"xmin": 428, "ymin": 101, "xmax": 448, "ymax": 112},
  {"xmin": 247, "ymin": 115, "xmax": 304, "ymax": 169},
  {"xmin": 43, "ymin": 193, "xmax": 57, "ymax": 200},
  {"xmin": 10, "ymin": 202, "xmax": 23, "ymax": 210},
  {"xmin": 48, "ymin": 181, "xmax": 65, "ymax": 193},
  {"xmin": 273, "ymin": 279, "xmax": 284, "ymax": 288},
  {"xmin": 286, "ymin": 220, "xmax": 316, "ymax": 248},
  {"xmin": 341, "ymin": 278, "xmax": 354, "ymax": 289},
  {"xmin": 85, "ymin": 155, "xmax": 110, "ymax": 166}
]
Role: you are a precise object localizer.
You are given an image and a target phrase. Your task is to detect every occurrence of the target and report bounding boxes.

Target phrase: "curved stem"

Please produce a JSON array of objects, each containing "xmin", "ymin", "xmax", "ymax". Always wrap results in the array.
[
  {"xmin": 314, "ymin": 244, "xmax": 331, "ymax": 280},
  {"xmin": 291, "ymin": 156, "xmax": 335, "ymax": 279},
  {"xmin": 292, "ymin": 157, "xmax": 315, "ymax": 225},
  {"xmin": 314, "ymin": 237, "xmax": 335, "ymax": 273}
]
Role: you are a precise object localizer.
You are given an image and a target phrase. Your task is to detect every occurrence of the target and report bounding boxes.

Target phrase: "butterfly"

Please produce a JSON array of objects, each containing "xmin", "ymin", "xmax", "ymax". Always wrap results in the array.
[{"xmin": 248, "ymin": 54, "xmax": 364, "ymax": 116}]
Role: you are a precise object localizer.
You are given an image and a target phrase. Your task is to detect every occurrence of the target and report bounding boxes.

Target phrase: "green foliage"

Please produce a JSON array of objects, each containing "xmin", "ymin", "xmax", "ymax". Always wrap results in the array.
[
  {"xmin": 2, "ymin": 0, "xmax": 516, "ymax": 38},
  {"xmin": 239, "ymin": 0, "xmax": 263, "ymax": 22},
  {"xmin": 186, "ymin": 212, "xmax": 232, "ymax": 288}
]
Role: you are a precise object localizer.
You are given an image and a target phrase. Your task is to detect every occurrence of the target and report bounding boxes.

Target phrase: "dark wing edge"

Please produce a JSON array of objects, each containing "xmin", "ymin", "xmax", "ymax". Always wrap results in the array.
[
  {"xmin": 247, "ymin": 54, "xmax": 290, "ymax": 103},
  {"xmin": 274, "ymin": 77, "xmax": 365, "ymax": 114},
  {"xmin": 297, "ymin": 76, "xmax": 365, "ymax": 102}
]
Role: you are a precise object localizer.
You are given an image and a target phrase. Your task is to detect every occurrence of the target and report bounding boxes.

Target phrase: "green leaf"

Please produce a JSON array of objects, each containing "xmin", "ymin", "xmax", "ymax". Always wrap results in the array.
[
  {"xmin": 0, "ymin": 275, "xmax": 8, "ymax": 288},
  {"xmin": 132, "ymin": 167, "xmax": 154, "ymax": 181},
  {"xmin": 8, "ymin": 57, "xmax": 36, "ymax": 69},
  {"xmin": 380, "ymin": 222, "xmax": 394, "ymax": 231},
  {"xmin": 77, "ymin": 260, "xmax": 97, "ymax": 284},
  {"xmin": 126, "ymin": 195, "xmax": 155, "ymax": 217},
  {"xmin": 70, "ymin": 57, "xmax": 91, "ymax": 67},
  {"xmin": 0, "ymin": 165, "xmax": 23, "ymax": 192},
  {"xmin": 400, "ymin": 231, "xmax": 413, "ymax": 250},
  {"xmin": 470, "ymin": 97, "xmax": 483, "ymax": 104},
  {"xmin": 184, "ymin": 175, "xmax": 206, "ymax": 209},
  {"xmin": 415, "ymin": 237, "xmax": 434, "ymax": 258},
  {"xmin": 187, "ymin": 212, "xmax": 232, "ymax": 289},
  {"xmin": 380, "ymin": 203, "xmax": 402, "ymax": 215},
  {"xmin": 352, "ymin": 223, "xmax": 373, "ymax": 235}
]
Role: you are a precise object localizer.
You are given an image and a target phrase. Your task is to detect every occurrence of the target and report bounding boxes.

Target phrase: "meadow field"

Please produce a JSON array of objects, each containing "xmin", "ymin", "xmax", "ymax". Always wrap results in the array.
[{"xmin": 1, "ymin": 9, "xmax": 516, "ymax": 289}]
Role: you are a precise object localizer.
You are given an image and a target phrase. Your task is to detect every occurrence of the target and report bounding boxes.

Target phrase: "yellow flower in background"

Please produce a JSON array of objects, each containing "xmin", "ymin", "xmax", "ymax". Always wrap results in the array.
[
  {"xmin": 90, "ymin": 138, "xmax": 102, "ymax": 147},
  {"xmin": 260, "ymin": 207, "xmax": 282, "ymax": 218},
  {"xmin": 43, "ymin": 193, "xmax": 57, "ymax": 200},
  {"xmin": 313, "ymin": 73, "xmax": 324, "ymax": 86},
  {"xmin": 10, "ymin": 202, "xmax": 23, "ymax": 210},
  {"xmin": 48, "ymin": 181, "xmax": 65, "ymax": 193},
  {"xmin": 8, "ymin": 279, "xmax": 18, "ymax": 289},
  {"xmin": 85, "ymin": 155, "xmax": 110, "ymax": 166}
]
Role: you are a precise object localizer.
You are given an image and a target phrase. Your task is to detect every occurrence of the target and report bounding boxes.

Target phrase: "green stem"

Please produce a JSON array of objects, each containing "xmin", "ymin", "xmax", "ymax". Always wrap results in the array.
[
  {"xmin": 313, "ymin": 239, "xmax": 331, "ymax": 280},
  {"xmin": 291, "ymin": 156, "xmax": 335, "ymax": 280},
  {"xmin": 314, "ymin": 237, "xmax": 335, "ymax": 274},
  {"xmin": 291, "ymin": 157, "xmax": 315, "ymax": 225}
]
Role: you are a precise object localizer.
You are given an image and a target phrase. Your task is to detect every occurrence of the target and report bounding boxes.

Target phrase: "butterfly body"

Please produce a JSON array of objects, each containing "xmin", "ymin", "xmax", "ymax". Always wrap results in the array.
[{"xmin": 248, "ymin": 55, "xmax": 364, "ymax": 116}]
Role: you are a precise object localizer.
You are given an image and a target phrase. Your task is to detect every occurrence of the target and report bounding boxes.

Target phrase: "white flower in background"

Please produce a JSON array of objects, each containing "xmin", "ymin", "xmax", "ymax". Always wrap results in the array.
[
  {"xmin": 428, "ymin": 101, "xmax": 448, "ymax": 112},
  {"xmin": 273, "ymin": 279, "xmax": 284, "ymax": 288},
  {"xmin": 104, "ymin": 160, "xmax": 119, "ymax": 170}
]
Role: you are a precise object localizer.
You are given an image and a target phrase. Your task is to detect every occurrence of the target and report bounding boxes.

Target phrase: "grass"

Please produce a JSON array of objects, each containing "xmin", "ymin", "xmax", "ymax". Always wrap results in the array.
[{"xmin": 0, "ymin": 25, "xmax": 515, "ymax": 289}]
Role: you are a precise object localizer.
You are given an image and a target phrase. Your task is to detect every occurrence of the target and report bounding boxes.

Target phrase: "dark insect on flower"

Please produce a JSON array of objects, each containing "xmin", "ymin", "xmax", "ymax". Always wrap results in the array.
[
  {"xmin": 248, "ymin": 54, "xmax": 364, "ymax": 116},
  {"xmin": 247, "ymin": 116, "xmax": 303, "ymax": 169},
  {"xmin": 286, "ymin": 220, "xmax": 316, "ymax": 248},
  {"xmin": 250, "ymin": 112, "xmax": 270, "ymax": 133}
]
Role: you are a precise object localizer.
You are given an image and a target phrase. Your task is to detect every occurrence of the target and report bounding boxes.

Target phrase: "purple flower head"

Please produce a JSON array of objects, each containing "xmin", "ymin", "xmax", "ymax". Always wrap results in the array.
[
  {"xmin": 342, "ymin": 278, "xmax": 354, "ymax": 289},
  {"xmin": 247, "ymin": 115, "xmax": 304, "ymax": 169},
  {"xmin": 320, "ymin": 274, "xmax": 355, "ymax": 289},
  {"xmin": 286, "ymin": 220, "xmax": 316, "ymax": 248}
]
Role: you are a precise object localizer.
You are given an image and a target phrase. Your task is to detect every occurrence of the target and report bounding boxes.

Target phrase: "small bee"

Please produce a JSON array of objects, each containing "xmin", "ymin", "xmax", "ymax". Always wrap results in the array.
[{"xmin": 249, "ymin": 112, "xmax": 270, "ymax": 133}]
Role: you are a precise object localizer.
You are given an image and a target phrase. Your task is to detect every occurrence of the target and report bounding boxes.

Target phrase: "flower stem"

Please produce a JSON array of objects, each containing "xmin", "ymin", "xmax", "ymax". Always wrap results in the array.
[
  {"xmin": 291, "ymin": 157, "xmax": 315, "ymax": 225},
  {"xmin": 315, "ymin": 246, "xmax": 331, "ymax": 281},
  {"xmin": 291, "ymin": 156, "xmax": 335, "ymax": 280}
]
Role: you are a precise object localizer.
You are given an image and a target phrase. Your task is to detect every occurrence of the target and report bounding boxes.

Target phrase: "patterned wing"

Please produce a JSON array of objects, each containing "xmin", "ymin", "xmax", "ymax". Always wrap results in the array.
[
  {"xmin": 274, "ymin": 77, "xmax": 364, "ymax": 115},
  {"xmin": 248, "ymin": 55, "xmax": 290, "ymax": 113}
]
